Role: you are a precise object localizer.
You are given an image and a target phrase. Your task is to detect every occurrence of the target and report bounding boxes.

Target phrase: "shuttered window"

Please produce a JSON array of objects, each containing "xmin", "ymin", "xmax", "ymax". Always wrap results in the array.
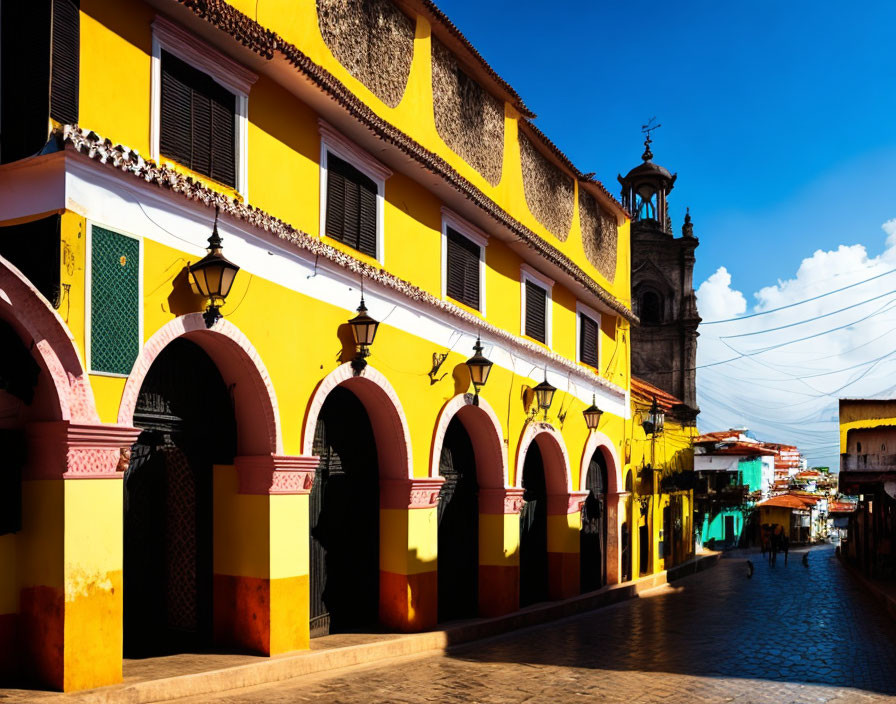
[
  {"xmin": 525, "ymin": 279, "xmax": 547, "ymax": 344},
  {"xmin": 160, "ymin": 50, "xmax": 236, "ymax": 188},
  {"xmin": 325, "ymin": 152, "xmax": 378, "ymax": 258},
  {"xmin": 50, "ymin": 0, "xmax": 79, "ymax": 125},
  {"xmin": 445, "ymin": 227, "xmax": 480, "ymax": 310},
  {"xmin": 580, "ymin": 313, "xmax": 599, "ymax": 367}
]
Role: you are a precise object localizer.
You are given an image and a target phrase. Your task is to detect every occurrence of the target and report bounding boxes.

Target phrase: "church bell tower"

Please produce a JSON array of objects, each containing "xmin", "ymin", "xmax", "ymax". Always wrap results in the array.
[{"xmin": 619, "ymin": 129, "xmax": 700, "ymax": 417}]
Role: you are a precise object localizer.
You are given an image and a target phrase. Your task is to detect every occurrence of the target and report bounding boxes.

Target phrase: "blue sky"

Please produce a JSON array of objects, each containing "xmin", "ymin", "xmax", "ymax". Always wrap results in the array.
[
  {"xmin": 436, "ymin": 0, "xmax": 896, "ymax": 291},
  {"xmin": 436, "ymin": 1, "xmax": 896, "ymax": 467}
]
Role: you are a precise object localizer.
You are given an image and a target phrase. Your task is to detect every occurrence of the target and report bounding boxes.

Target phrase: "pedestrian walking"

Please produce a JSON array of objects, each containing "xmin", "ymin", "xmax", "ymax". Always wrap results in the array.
[{"xmin": 781, "ymin": 532, "xmax": 789, "ymax": 566}]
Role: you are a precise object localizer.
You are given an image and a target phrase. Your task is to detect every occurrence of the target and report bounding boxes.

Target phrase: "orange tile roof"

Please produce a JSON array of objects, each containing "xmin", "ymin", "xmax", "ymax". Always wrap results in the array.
[
  {"xmin": 758, "ymin": 495, "xmax": 811, "ymax": 510},
  {"xmin": 631, "ymin": 376, "xmax": 683, "ymax": 411}
]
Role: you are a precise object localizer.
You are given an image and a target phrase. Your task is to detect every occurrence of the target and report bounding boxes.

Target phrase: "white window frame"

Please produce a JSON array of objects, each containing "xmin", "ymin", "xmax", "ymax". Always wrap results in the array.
[
  {"xmin": 520, "ymin": 264, "xmax": 554, "ymax": 348},
  {"xmin": 84, "ymin": 222, "xmax": 144, "ymax": 378},
  {"xmin": 150, "ymin": 16, "xmax": 256, "ymax": 198},
  {"xmin": 318, "ymin": 120, "xmax": 391, "ymax": 265},
  {"xmin": 575, "ymin": 300, "xmax": 602, "ymax": 369},
  {"xmin": 441, "ymin": 207, "xmax": 488, "ymax": 315}
]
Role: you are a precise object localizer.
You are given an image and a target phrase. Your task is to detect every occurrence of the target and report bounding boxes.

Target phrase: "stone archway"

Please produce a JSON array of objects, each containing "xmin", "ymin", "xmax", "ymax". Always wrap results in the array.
[
  {"xmin": 302, "ymin": 363, "xmax": 435, "ymax": 633},
  {"xmin": 580, "ymin": 431, "xmax": 626, "ymax": 585},
  {"xmin": 515, "ymin": 423, "xmax": 583, "ymax": 603},
  {"xmin": 429, "ymin": 394, "xmax": 517, "ymax": 619}
]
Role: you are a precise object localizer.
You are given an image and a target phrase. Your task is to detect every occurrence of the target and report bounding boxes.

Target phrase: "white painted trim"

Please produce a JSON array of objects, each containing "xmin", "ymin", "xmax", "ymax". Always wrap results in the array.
[
  {"xmin": 84, "ymin": 221, "xmax": 144, "ymax": 378},
  {"xmin": 151, "ymin": 17, "xmax": 258, "ymax": 94},
  {"xmin": 575, "ymin": 300, "xmax": 601, "ymax": 369},
  {"xmin": 62, "ymin": 154, "xmax": 630, "ymax": 418},
  {"xmin": 150, "ymin": 18, "xmax": 252, "ymax": 198},
  {"xmin": 520, "ymin": 266, "xmax": 553, "ymax": 348},
  {"xmin": 319, "ymin": 122, "xmax": 388, "ymax": 265},
  {"xmin": 441, "ymin": 212, "xmax": 487, "ymax": 315}
]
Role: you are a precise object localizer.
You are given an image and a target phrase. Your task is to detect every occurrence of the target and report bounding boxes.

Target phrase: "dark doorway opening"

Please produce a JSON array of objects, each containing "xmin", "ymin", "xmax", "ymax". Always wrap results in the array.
[
  {"xmin": 520, "ymin": 443, "xmax": 548, "ymax": 607},
  {"xmin": 639, "ymin": 522, "xmax": 650, "ymax": 575},
  {"xmin": 725, "ymin": 514, "xmax": 736, "ymax": 547},
  {"xmin": 580, "ymin": 449, "xmax": 608, "ymax": 592},
  {"xmin": 309, "ymin": 386, "xmax": 379, "ymax": 637},
  {"xmin": 124, "ymin": 338, "xmax": 236, "ymax": 658},
  {"xmin": 437, "ymin": 417, "xmax": 479, "ymax": 622}
]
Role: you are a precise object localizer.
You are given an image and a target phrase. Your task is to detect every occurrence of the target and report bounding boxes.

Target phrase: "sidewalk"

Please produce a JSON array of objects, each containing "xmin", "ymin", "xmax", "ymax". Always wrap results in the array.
[{"xmin": 5, "ymin": 551, "xmax": 720, "ymax": 704}]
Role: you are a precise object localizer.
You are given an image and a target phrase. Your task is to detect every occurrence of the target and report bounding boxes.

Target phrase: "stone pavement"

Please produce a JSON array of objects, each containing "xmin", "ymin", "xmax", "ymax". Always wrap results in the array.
[{"xmin": 168, "ymin": 546, "xmax": 896, "ymax": 703}]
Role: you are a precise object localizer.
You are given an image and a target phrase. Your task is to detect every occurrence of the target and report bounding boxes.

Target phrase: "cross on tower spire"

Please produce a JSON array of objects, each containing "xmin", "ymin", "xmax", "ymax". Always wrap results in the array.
[{"xmin": 640, "ymin": 117, "xmax": 662, "ymax": 162}]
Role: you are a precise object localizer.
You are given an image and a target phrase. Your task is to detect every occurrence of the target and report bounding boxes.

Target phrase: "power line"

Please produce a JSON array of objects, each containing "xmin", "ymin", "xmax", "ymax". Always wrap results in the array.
[
  {"xmin": 719, "ymin": 288, "xmax": 896, "ymax": 339},
  {"xmin": 701, "ymin": 267, "xmax": 896, "ymax": 325}
]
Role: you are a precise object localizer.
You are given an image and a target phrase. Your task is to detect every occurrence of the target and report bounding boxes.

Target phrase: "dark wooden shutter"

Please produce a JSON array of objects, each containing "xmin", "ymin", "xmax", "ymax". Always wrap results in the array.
[
  {"xmin": 0, "ymin": 2, "xmax": 51, "ymax": 163},
  {"xmin": 580, "ymin": 313, "xmax": 599, "ymax": 367},
  {"xmin": 525, "ymin": 280, "xmax": 547, "ymax": 344},
  {"xmin": 50, "ymin": 0, "xmax": 79, "ymax": 125},
  {"xmin": 325, "ymin": 153, "xmax": 378, "ymax": 258},
  {"xmin": 445, "ymin": 227, "xmax": 480, "ymax": 309},
  {"xmin": 160, "ymin": 51, "xmax": 236, "ymax": 188}
]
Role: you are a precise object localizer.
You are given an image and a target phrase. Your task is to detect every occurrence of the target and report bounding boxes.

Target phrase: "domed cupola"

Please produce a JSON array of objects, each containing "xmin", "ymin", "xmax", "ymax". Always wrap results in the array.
[{"xmin": 618, "ymin": 129, "xmax": 677, "ymax": 233}]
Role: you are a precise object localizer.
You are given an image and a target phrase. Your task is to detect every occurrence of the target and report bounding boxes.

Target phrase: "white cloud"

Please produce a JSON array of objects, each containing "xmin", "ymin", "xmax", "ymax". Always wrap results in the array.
[
  {"xmin": 696, "ymin": 219, "xmax": 896, "ymax": 471},
  {"xmin": 696, "ymin": 267, "xmax": 746, "ymax": 322}
]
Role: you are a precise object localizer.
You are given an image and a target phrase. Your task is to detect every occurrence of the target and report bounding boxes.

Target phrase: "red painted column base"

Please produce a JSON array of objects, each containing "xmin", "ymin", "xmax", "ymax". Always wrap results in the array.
[
  {"xmin": 478, "ymin": 565, "xmax": 520, "ymax": 617},
  {"xmin": 548, "ymin": 552, "xmax": 580, "ymax": 600},
  {"xmin": 379, "ymin": 570, "xmax": 438, "ymax": 632}
]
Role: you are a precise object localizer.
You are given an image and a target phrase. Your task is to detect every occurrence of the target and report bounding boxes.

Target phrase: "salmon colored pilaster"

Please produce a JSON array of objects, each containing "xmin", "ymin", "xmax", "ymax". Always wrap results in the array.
[
  {"xmin": 213, "ymin": 455, "xmax": 315, "ymax": 655},
  {"xmin": 547, "ymin": 492, "xmax": 588, "ymax": 600},
  {"xmin": 18, "ymin": 422, "xmax": 138, "ymax": 692},
  {"xmin": 379, "ymin": 478, "xmax": 443, "ymax": 632},
  {"xmin": 478, "ymin": 487, "xmax": 523, "ymax": 617}
]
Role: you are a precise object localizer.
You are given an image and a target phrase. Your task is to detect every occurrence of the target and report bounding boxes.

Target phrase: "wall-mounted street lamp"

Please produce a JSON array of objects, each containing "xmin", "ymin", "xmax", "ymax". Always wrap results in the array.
[
  {"xmin": 641, "ymin": 396, "xmax": 665, "ymax": 436},
  {"xmin": 189, "ymin": 207, "xmax": 240, "ymax": 328},
  {"xmin": 465, "ymin": 335, "xmax": 493, "ymax": 406},
  {"xmin": 532, "ymin": 372, "xmax": 556, "ymax": 420},
  {"xmin": 583, "ymin": 394, "xmax": 604, "ymax": 431},
  {"xmin": 348, "ymin": 296, "xmax": 379, "ymax": 374}
]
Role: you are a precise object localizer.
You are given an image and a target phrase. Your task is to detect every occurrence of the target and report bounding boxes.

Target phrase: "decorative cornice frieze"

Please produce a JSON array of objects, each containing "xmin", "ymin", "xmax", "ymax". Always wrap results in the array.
[
  {"xmin": 479, "ymin": 487, "xmax": 525, "ymax": 515},
  {"xmin": 381, "ymin": 477, "xmax": 445, "ymax": 510},
  {"xmin": 547, "ymin": 490, "xmax": 590, "ymax": 516},
  {"xmin": 25, "ymin": 421, "xmax": 141, "ymax": 480},
  {"xmin": 235, "ymin": 454, "xmax": 318, "ymax": 495},
  {"xmin": 57, "ymin": 125, "xmax": 628, "ymax": 402}
]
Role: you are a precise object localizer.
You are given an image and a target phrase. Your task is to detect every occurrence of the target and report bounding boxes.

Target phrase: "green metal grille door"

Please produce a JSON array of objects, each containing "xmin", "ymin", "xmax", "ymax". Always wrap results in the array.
[{"xmin": 91, "ymin": 226, "xmax": 140, "ymax": 375}]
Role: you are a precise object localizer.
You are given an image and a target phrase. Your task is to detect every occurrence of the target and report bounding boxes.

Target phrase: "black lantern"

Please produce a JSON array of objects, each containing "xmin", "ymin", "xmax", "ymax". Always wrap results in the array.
[
  {"xmin": 583, "ymin": 394, "xmax": 603, "ymax": 431},
  {"xmin": 465, "ymin": 335, "xmax": 493, "ymax": 405},
  {"xmin": 641, "ymin": 396, "xmax": 665, "ymax": 436},
  {"xmin": 189, "ymin": 206, "xmax": 240, "ymax": 328},
  {"xmin": 533, "ymin": 373, "xmax": 556, "ymax": 419},
  {"xmin": 349, "ymin": 296, "xmax": 379, "ymax": 373}
]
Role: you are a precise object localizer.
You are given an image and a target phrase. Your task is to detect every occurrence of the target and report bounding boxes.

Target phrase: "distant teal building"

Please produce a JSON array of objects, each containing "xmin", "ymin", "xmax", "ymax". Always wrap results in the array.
[{"xmin": 692, "ymin": 431, "xmax": 776, "ymax": 549}]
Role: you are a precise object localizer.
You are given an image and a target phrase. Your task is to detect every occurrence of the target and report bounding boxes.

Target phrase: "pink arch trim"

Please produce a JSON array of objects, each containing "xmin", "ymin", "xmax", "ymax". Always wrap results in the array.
[
  {"xmin": 429, "ymin": 393, "xmax": 507, "ymax": 489},
  {"xmin": 118, "ymin": 314, "xmax": 282, "ymax": 455},
  {"xmin": 0, "ymin": 254, "xmax": 98, "ymax": 423},
  {"xmin": 302, "ymin": 362, "xmax": 412, "ymax": 480},
  {"xmin": 579, "ymin": 430, "xmax": 623, "ymax": 495},
  {"xmin": 514, "ymin": 421, "xmax": 573, "ymax": 495}
]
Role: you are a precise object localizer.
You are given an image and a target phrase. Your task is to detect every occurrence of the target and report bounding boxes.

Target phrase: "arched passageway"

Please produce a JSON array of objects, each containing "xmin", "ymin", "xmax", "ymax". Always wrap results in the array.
[
  {"xmin": 123, "ymin": 338, "xmax": 236, "ymax": 657},
  {"xmin": 309, "ymin": 385, "xmax": 379, "ymax": 636},
  {"xmin": 622, "ymin": 471, "xmax": 634, "ymax": 582},
  {"xmin": 436, "ymin": 417, "xmax": 479, "ymax": 621},
  {"xmin": 519, "ymin": 442, "xmax": 549, "ymax": 606},
  {"xmin": 580, "ymin": 449, "xmax": 608, "ymax": 592}
]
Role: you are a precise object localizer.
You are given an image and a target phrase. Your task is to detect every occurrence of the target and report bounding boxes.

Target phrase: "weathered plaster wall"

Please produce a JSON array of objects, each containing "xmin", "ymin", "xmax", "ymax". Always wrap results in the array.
[
  {"xmin": 317, "ymin": 0, "xmax": 415, "ymax": 108},
  {"xmin": 431, "ymin": 37, "xmax": 504, "ymax": 186},
  {"xmin": 518, "ymin": 131, "xmax": 575, "ymax": 241}
]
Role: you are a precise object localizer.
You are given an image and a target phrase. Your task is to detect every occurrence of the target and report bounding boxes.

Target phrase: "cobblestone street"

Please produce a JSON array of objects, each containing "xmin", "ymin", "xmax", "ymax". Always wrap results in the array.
[{"xmin": 170, "ymin": 547, "xmax": 896, "ymax": 704}]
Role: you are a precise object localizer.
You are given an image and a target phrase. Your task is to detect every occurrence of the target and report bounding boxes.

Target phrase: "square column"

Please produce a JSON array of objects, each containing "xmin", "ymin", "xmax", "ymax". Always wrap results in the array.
[
  {"xmin": 217, "ymin": 455, "xmax": 317, "ymax": 655},
  {"xmin": 478, "ymin": 488, "xmax": 524, "ymax": 617},
  {"xmin": 19, "ymin": 421, "xmax": 139, "ymax": 692},
  {"xmin": 379, "ymin": 478, "xmax": 443, "ymax": 632},
  {"xmin": 547, "ymin": 491, "xmax": 589, "ymax": 600}
]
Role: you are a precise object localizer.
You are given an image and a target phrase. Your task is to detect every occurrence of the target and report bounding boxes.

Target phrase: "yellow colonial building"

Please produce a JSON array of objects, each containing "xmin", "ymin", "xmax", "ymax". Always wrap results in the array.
[{"xmin": 0, "ymin": 0, "xmax": 688, "ymax": 692}]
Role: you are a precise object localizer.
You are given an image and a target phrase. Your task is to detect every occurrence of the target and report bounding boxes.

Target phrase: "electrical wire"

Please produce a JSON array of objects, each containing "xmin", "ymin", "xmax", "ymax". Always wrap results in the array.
[{"xmin": 701, "ymin": 267, "xmax": 896, "ymax": 325}]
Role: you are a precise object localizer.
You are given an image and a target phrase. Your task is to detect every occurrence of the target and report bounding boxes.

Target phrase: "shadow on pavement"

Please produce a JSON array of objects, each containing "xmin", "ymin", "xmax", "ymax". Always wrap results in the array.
[{"xmin": 447, "ymin": 545, "xmax": 896, "ymax": 696}]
